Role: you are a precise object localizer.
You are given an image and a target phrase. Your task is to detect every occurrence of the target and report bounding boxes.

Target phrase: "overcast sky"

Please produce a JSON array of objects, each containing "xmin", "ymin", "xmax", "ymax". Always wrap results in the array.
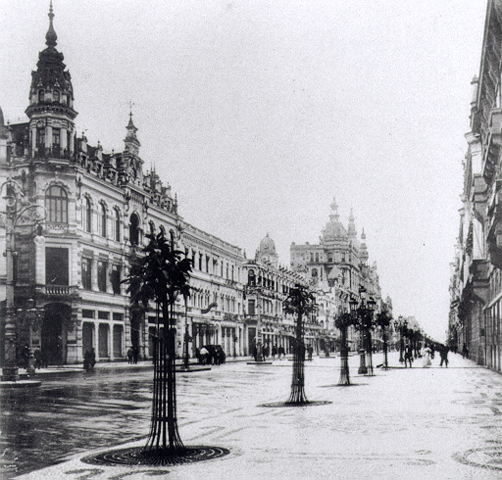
[{"xmin": 1, "ymin": 1, "xmax": 489, "ymax": 341}]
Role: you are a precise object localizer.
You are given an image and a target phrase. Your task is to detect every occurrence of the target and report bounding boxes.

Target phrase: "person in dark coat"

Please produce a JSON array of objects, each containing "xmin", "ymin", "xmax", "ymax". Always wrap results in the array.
[
  {"xmin": 404, "ymin": 344, "xmax": 413, "ymax": 368},
  {"xmin": 272, "ymin": 345, "xmax": 277, "ymax": 359},
  {"xmin": 34, "ymin": 347, "xmax": 42, "ymax": 369},
  {"xmin": 90, "ymin": 348, "xmax": 96, "ymax": 369},
  {"xmin": 439, "ymin": 345, "xmax": 449, "ymax": 367},
  {"xmin": 83, "ymin": 350, "xmax": 91, "ymax": 371}
]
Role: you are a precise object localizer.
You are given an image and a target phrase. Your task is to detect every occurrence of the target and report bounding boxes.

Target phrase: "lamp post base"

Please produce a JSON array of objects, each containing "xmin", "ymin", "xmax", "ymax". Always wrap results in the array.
[{"xmin": 358, "ymin": 349, "xmax": 367, "ymax": 374}]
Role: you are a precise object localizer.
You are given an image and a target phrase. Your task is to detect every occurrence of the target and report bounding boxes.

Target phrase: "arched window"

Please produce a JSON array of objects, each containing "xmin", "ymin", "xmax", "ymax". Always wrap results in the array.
[
  {"xmin": 114, "ymin": 207, "xmax": 121, "ymax": 242},
  {"xmin": 100, "ymin": 203, "xmax": 107, "ymax": 237},
  {"xmin": 248, "ymin": 269, "xmax": 256, "ymax": 287},
  {"xmin": 130, "ymin": 213, "xmax": 140, "ymax": 245},
  {"xmin": 84, "ymin": 197, "xmax": 92, "ymax": 233},
  {"xmin": 38, "ymin": 89, "xmax": 44, "ymax": 103},
  {"xmin": 312, "ymin": 268, "xmax": 318, "ymax": 277},
  {"xmin": 45, "ymin": 185, "xmax": 68, "ymax": 224}
]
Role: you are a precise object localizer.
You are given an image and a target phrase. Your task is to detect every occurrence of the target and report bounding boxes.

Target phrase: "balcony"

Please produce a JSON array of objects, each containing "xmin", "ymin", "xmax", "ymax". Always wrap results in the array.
[{"xmin": 45, "ymin": 285, "xmax": 77, "ymax": 297}]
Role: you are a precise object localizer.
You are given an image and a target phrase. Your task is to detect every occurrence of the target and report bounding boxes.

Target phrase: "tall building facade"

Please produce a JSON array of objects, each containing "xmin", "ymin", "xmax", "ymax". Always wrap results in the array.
[
  {"xmin": 0, "ymin": 6, "xmax": 245, "ymax": 365},
  {"xmin": 290, "ymin": 198, "xmax": 383, "ymax": 351},
  {"xmin": 242, "ymin": 234, "xmax": 320, "ymax": 355},
  {"xmin": 450, "ymin": 0, "xmax": 502, "ymax": 369}
]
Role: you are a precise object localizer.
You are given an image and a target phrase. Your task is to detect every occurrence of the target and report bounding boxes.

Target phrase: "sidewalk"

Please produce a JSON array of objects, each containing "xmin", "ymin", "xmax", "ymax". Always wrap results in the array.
[
  {"xmin": 10, "ymin": 350, "xmax": 501, "ymax": 480},
  {"xmin": 3, "ymin": 355, "xmax": 252, "ymax": 383}
]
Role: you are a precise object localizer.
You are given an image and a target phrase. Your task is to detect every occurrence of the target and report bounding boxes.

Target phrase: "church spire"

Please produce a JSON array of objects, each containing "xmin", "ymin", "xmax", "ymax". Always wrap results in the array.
[
  {"xmin": 348, "ymin": 208, "xmax": 357, "ymax": 238},
  {"xmin": 124, "ymin": 109, "xmax": 141, "ymax": 156},
  {"xmin": 45, "ymin": 1, "xmax": 58, "ymax": 48}
]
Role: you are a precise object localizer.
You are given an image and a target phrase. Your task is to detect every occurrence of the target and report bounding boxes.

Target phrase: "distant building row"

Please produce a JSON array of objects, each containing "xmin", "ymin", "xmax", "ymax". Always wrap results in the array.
[{"xmin": 0, "ymin": 6, "xmax": 385, "ymax": 366}]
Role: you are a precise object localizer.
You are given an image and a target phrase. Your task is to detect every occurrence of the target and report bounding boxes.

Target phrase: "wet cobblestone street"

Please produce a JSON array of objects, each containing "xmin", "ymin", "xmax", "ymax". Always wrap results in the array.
[{"xmin": 4, "ymin": 353, "xmax": 502, "ymax": 479}]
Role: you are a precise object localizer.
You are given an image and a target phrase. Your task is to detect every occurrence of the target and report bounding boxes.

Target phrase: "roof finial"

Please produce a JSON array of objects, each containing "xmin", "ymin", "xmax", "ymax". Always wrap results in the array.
[{"xmin": 46, "ymin": 0, "xmax": 58, "ymax": 48}]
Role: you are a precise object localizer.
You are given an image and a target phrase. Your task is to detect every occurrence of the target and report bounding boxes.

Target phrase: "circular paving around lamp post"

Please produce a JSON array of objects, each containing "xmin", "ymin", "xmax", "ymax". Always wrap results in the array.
[
  {"xmin": 81, "ymin": 445, "xmax": 230, "ymax": 467},
  {"xmin": 259, "ymin": 400, "xmax": 332, "ymax": 408}
]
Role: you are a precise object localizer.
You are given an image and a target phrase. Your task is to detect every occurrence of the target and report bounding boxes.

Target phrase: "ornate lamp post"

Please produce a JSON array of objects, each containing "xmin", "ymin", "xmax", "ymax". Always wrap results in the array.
[
  {"xmin": 351, "ymin": 291, "xmax": 376, "ymax": 376},
  {"xmin": 183, "ymin": 296, "xmax": 191, "ymax": 370},
  {"xmin": 336, "ymin": 304, "xmax": 355, "ymax": 386},
  {"xmin": 1, "ymin": 179, "xmax": 45, "ymax": 382},
  {"xmin": 376, "ymin": 307, "xmax": 392, "ymax": 370},
  {"xmin": 364, "ymin": 297, "xmax": 376, "ymax": 376},
  {"xmin": 394, "ymin": 316, "xmax": 407, "ymax": 363}
]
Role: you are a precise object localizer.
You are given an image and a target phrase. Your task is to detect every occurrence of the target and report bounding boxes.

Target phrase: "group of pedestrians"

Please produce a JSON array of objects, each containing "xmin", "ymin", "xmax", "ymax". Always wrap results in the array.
[
  {"xmin": 251, "ymin": 343, "xmax": 286, "ymax": 361},
  {"xmin": 127, "ymin": 346, "xmax": 140, "ymax": 364},
  {"xmin": 402, "ymin": 343, "xmax": 450, "ymax": 368}
]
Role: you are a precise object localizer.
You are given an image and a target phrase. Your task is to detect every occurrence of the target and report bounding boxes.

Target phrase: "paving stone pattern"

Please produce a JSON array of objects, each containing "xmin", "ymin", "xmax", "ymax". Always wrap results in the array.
[{"xmin": 3, "ymin": 352, "xmax": 502, "ymax": 479}]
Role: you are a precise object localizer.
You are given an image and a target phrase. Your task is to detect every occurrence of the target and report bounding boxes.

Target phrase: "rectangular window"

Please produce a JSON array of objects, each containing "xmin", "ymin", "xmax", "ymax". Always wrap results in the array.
[
  {"xmin": 82, "ymin": 257, "xmax": 92, "ymax": 290},
  {"xmin": 53, "ymin": 128, "xmax": 61, "ymax": 145},
  {"xmin": 82, "ymin": 309, "xmax": 95, "ymax": 319},
  {"xmin": 98, "ymin": 261, "xmax": 107, "ymax": 292},
  {"xmin": 46, "ymin": 248, "xmax": 69, "ymax": 285},
  {"xmin": 248, "ymin": 299, "xmax": 255, "ymax": 316},
  {"xmin": 111, "ymin": 266, "xmax": 121, "ymax": 294},
  {"xmin": 37, "ymin": 127, "xmax": 45, "ymax": 146},
  {"xmin": 113, "ymin": 312, "xmax": 124, "ymax": 322},
  {"xmin": 98, "ymin": 311, "xmax": 110, "ymax": 320}
]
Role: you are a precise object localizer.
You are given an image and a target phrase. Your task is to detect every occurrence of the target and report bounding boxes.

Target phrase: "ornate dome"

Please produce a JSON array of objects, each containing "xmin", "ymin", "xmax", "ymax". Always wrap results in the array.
[{"xmin": 260, "ymin": 233, "xmax": 276, "ymax": 254}]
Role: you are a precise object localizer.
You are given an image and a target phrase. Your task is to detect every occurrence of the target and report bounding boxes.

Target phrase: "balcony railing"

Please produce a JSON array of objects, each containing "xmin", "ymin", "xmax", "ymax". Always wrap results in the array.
[{"xmin": 45, "ymin": 285, "xmax": 76, "ymax": 296}]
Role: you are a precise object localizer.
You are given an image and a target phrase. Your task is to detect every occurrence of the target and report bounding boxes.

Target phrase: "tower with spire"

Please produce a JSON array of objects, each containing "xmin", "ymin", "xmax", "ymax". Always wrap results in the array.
[
  {"xmin": 290, "ymin": 197, "xmax": 379, "ymax": 298},
  {"xmin": 25, "ymin": 1, "xmax": 77, "ymax": 159}
]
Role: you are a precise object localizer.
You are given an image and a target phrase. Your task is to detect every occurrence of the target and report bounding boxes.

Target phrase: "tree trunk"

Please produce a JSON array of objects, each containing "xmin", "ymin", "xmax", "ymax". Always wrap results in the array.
[
  {"xmin": 144, "ymin": 301, "xmax": 184, "ymax": 455},
  {"xmin": 287, "ymin": 310, "xmax": 308, "ymax": 404},
  {"xmin": 366, "ymin": 329, "xmax": 374, "ymax": 375},
  {"xmin": 338, "ymin": 325, "xmax": 351, "ymax": 385}
]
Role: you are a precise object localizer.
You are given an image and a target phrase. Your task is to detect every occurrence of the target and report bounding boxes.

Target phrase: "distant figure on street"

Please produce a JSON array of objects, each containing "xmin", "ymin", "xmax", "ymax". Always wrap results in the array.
[
  {"xmin": 422, "ymin": 346, "xmax": 432, "ymax": 368},
  {"xmin": 90, "ymin": 348, "xmax": 96, "ymax": 370},
  {"xmin": 307, "ymin": 345, "xmax": 313, "ymax": 361},
  {"xmin": 272, "ymin": 345, "xmax": 277, "ymax": 359},
  {"xmin": 20, "ymin": 343, "xmax": 30, "ymax": 368},
  {"xmin": 439, "ymin": 345, "xmax": 449, "ymax": 367},
  {"xmin": 132, "ymin": 346, "xmax": 139, "ymax": 364},
  {"xmin": 278, "ymin": 346, "xmax": 285, "ymax": 360},
  {"xmin": 404, "ymin": 345, "xmax": 413, "ymax": 368},
  {"xmin": 83, "ymin": 350, "xmax": 91, "ymax": 371},
  {"xmin": 462, "ymin": 343, "xmax": 469, "ymax": 359},
  {"xmin": 200, "ymin": 346, "xmax": 209, "ymax": 365},
  {"xmin": 34, "ymin": 347, "xmax": 42, "ymax": 369},
  {"xmin": 127, "ymin": 347, "xmax": 133, "ymax": 364}
]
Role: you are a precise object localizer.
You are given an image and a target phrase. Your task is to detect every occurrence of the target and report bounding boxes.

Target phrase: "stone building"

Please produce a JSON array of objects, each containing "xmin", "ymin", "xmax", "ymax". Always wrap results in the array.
[
  {"xmin": 0, "ymin": 5, "xmax": 245, "ymax": 365},
  {"xmin": 242, "ymin": 234, "xmax": 320, "ymax": 355},
  {"xmin": 449, "ymin": 0, "xmax": 502, "ymax": 369},
  {"xmin": 290, "ymin": 198, "xmax": 383, "ymax": 351}
]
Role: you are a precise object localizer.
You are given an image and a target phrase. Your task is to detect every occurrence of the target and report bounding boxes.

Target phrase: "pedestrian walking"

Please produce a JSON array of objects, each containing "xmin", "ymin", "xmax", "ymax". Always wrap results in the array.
[
  {"xmin": 439, "ymin": 345, "xmax": 449, "ymax": 367},
  {"xmin": 462, "ymin": 343, "xmax": 469, "ymax": 359},
  {"xmin": 200, "ymin": 346, "xmax": 209, "ymax": 365},
  {"xmin": 278, "ymin": 345, "xmax": 285, "ymax": 359},
  {"xmin": 422, "ymin": 345, "xmax": 432, "ymax": 368},
  {"xmin": 272, "ymin": 345, "xmax": 277, "ymax": 359},
  {"xmin": 83, "ymin": 350, "xmax": 91, "ymax": 371},
  {"xmin": 404, "ymin": 344, "xmax": 413, "ymax": 368},
  {"xmin": 127, "ymin": 347, "xmax": 133, "ymax": 364},
  {"xmin": 34, "ymin": 347, "xmax": 42, "ymax": 369},
  {"xmin": 90, "ymin": 348, "xmax": 96, "ymax": 369}
]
